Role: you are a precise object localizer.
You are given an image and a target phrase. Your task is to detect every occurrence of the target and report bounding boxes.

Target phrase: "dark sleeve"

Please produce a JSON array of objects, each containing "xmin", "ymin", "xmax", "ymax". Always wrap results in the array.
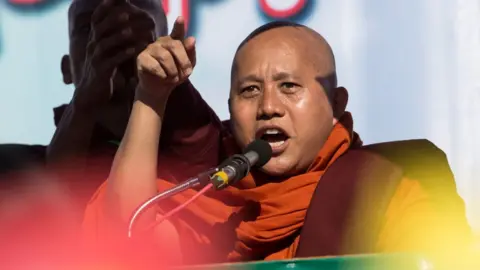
[
  {"xmin": 159, "ymin": 80, "xmax": 223, "ymax": 167},
  {"xmin": 53, "ymin": 105, "xmax": 68, "ymax": 127},
  {"xmin": 54, "ymin": 104, "xmax": 118, "ymax": 146},
  {"xmin": 0, "ymin": 144, "xmax": 46, "ymax": 175}
]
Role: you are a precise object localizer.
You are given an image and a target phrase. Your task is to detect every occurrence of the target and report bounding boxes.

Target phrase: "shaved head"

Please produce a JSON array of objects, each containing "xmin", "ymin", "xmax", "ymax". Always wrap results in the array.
[
  {"xmin": 232, "ymin": 21, "xmax": 337, "ymax": 93},
  {"xmin": 228, "ymin": 21, "xmax": 346, "ymax": 176}
]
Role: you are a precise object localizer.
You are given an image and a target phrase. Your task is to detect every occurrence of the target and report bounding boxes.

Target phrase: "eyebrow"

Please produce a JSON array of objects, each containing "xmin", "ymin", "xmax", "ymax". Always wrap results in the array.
[{"xmin": 272, "ymin": 72, "xmax": 295, "ymax": 81}]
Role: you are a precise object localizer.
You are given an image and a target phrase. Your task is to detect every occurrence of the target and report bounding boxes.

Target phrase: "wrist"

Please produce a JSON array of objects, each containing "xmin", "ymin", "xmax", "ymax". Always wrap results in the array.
[
  {"xmin": 68, "ymin": 97, "xmax": 99, "ymax": 125},
  {"xmin": 134, "ymin": 88, "xmax": 171, "ymax": 115},
  {"xmin": 71, "ymin": 83, "xmax": 105, "ymax": 114}
]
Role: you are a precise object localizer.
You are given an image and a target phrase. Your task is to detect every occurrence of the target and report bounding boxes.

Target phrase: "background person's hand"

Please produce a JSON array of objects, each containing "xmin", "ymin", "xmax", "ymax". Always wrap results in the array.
[{"xmin": 73, "ymin": 0, "xmax": 156, "ymax": 111}]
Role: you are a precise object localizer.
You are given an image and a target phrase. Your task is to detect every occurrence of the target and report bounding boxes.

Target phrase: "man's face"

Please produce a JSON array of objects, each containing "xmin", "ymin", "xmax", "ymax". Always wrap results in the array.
[
  {"xmin": 63, "ymin": 0, "xmax": 167, "ymax": 137},
  {"xmin": 229, "ymin": 27, "xmax": 336, "ymax": 176}
]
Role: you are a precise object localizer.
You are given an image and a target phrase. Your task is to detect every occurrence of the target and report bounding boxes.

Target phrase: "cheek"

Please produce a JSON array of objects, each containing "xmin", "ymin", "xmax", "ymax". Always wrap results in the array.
[
  {"xmin": 288, "ymin": 89, "xmax": 331, "ymax": 122},
  {"xmin": 230, "ymin": 101, "xmax": 257, "ymax": 145},
  {"xmin": 288, "ymin": 95, "xmax": 334, "ymax": 144}
]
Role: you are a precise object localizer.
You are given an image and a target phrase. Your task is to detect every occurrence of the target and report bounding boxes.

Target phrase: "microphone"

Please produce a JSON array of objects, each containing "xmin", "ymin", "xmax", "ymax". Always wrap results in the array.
[
  {"xmin": 127, "ymin": 140, "xmax": 272, "ymax": 237},
  {"xmin": 210, "ymin": 139, "xmax": 272, "ymax": 189}
]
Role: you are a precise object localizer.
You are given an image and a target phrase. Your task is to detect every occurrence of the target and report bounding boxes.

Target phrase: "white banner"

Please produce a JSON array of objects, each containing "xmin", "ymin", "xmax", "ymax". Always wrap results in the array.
[{"xmin": 0, "ymin": 0, "xmax": 478, "ymax": 231}]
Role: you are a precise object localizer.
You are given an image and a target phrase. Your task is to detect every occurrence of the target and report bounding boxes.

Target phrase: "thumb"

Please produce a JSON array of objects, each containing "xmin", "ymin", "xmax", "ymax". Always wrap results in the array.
[
  {"xmin": 184, "ymin": 36, "xmax": 196, "ymax": 68},
  {"xmin": 169, "ymin": 16, "xmax": 186, "ymax": 40}
]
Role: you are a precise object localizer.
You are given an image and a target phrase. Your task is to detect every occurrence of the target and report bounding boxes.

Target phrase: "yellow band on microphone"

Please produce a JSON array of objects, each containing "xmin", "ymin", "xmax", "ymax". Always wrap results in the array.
[{"xmin": 213, "ymin": 171, "xmax": 229, "ymax": 184}]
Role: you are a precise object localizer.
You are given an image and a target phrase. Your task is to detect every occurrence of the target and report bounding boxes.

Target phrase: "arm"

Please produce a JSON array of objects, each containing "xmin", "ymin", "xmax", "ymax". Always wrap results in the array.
[
  {"xmin": 83, "ymin": 19, "xmax": 214, "ymax": 262},
  {"xmin": 155, "ymin": 20, "xmax": 225, "ymax": 176},
  {"xmin": 47, "ymin": 2, "xmax": 159, "ymax": 170},
  {"xmin": 162, "ymin": 80, "xmax": 221, "ymax": 148},
  {"xmin": 159, "ymin": 80, "xmax": 223, "ymax": 172},
  {"xmin": 100, "ymin": 16, "xmax": 200, "ymax": 246},
  {"xmin": 105, "ymin": 94, "xmax": 164, "ymax": 223},
  {"xmin": 82, "ymin": 96, "xmax": 182, "ymax": 263}
]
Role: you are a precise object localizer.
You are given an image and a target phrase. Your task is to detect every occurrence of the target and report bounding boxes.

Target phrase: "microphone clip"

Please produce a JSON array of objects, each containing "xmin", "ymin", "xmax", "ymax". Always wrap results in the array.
[{"xmin": 210, "ymin": 154, "xmax": 251, "ymax": 190}]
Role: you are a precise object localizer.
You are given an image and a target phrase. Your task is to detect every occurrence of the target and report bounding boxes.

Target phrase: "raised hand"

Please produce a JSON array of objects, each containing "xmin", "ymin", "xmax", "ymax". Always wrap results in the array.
[
  {"xmin": 73, "ymin": 0, "xmax": 156, "ymax": 111},
  {"xmin": 136, "ymin": 16, "xmax": 197, "ymax": 103}
]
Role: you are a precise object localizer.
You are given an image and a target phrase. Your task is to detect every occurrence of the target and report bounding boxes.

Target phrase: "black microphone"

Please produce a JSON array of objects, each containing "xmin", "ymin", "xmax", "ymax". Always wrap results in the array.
[
  {"xmin": 127, "ymin": 139, "xmax": 272, "ymax": 237},
  {"xmin": 210, "ymin": 139, "xmax": 272, "ymax": 189}
]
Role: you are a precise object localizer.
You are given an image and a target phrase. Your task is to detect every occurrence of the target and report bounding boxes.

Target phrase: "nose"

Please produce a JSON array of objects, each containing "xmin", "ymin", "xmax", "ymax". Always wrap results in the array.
[{"xmin": 257, "ymin": 87, "xmax": 285, "ymax": 121}]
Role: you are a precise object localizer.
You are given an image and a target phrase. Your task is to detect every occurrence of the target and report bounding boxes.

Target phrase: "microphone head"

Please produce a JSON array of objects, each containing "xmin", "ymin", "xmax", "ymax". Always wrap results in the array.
[{"xmin": 244, "ymin": 139, "xmax": 272, "ymax": 167}]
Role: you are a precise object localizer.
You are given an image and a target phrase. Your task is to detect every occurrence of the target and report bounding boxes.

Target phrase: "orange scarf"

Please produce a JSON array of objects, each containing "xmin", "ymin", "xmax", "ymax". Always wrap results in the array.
[{"xmin": 150, "ymin": 113, "xmax": 358, "ymax": 263}]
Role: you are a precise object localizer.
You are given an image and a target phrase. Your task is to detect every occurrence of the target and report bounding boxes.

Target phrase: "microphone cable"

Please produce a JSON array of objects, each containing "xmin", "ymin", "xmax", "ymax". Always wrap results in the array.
[
  {"xmin": 128, "ymin": 139, "xmax": 272, "ymax": 238},
  {"xmin": 139, "ymin": 183, "xmax": 213, "ymax": 235}
]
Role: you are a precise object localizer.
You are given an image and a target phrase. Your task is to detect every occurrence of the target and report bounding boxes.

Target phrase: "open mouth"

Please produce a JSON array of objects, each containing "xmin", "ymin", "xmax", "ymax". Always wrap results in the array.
[{"xmin": 257, "ymin": 127, "xmax": 290, "ymax": 152}]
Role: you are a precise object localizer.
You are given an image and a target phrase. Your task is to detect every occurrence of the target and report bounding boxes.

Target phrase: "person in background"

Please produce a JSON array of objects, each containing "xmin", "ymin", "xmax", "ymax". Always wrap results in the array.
[
  {"xmin": 0, "ymin": 0, "xmax": 221, "ymax": 207},
  {"xmin": 0, "ymin": 1, "xmax": 223, "ymax": 266},
  {"xmin": 83, "ymin": 21, "xmax": 473, "ymax": 266}
]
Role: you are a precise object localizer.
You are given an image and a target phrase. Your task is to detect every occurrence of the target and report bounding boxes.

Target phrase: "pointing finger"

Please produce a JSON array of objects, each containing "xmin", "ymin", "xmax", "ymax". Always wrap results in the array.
[
  {"xmin": 169, "ymin": 16, "xmax": 186, "ymax": 41},
  {"xmin": 183, "ymin": 36, "xmax": 196, "ymax": 68}
]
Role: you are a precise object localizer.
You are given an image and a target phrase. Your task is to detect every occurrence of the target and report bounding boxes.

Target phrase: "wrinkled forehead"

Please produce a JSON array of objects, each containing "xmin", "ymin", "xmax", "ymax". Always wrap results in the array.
[
  {"xmin": 233, "ymin": 30, "xmax": 308, "ymax": 71},
  {"xmin": 232, "ymin": 28, "xmax": 337, "ymax": 90}
]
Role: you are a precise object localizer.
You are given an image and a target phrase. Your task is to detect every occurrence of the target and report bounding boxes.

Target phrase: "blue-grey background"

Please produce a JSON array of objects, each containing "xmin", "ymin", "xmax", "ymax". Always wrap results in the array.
[{"xmin": 0, "ymin": 0, "xmax": 478, "ymax": 231}]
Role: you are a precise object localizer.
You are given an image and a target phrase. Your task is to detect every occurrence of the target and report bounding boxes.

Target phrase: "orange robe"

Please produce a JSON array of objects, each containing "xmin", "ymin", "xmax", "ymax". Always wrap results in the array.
[{"xmin": 82, "ymin": 114, "xmax": 472, "ymax": 265}]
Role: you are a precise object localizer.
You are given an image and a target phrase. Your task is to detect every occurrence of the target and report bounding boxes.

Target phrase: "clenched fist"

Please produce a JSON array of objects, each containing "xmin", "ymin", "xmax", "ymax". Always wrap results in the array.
[
  {"xmin": 73, "ymin": 0, "xmax": 155, "ymax": 111},
  {"xmin": 136, "ymin": 17, "xmax": 196, "ymax": 103}
]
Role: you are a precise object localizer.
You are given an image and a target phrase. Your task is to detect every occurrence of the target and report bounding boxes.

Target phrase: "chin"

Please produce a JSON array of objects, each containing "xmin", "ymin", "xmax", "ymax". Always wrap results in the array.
[{"xmin": 259, "ymin": 159, "xmax": 295, "ymax": 177}]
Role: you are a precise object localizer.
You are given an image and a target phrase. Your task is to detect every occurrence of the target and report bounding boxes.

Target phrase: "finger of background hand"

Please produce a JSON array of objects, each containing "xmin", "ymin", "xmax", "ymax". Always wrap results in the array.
[
  {"xmin": 93, "ymin": 6, "xmax": 155, "ymax": 45},
  {"xmin": 93, "ymin": 7, "xmax": 131, "ymax": 42},
  {"xmin": 96, "ymin": 21, "xmax": 151, "ymax": 50},
  {"xmin": 86, "ymin": 39, "xmax": 97, "ymax": 57},
  {"xmin": 137, "ymin": 53, "xmax": 167, "ymax": 79},
  {"xmin": 131, "ymin": 13, "xmax": 155, "ymax": 27},
  {"xmin": 183, "ymin": 37, "xmax": 197, "ymax": 68},
  {"xmin": 148, "ymin": 44, "xmax": 179, "ymax": 80},
  {"xmin": 91, "ymin": 0, "xmax": 116, "ymax": 26},
  {"xmin": 94, "ymin": 27, "xmax": 134, "ymax": 56},
  {"xmin": 129, "ymin": 18, "xmax": 156, "ymax": 43},
  {"xmin": 97, "ymin": 46, "xmax": 138, "ymax": 74},
  {"xmin": 162, "ymin": 40, "xmax": 192, "ymax": 77},
  {"xmin": 95, "ymin": 19, "xmax": 155, "ymax": 57},
  {"xmin": 169, "ymin": 17, "xmax": 185, "ymax": 40},
  {"xmin": 90, "ymin": 29, "xmax": 152, "ymax": 69}
]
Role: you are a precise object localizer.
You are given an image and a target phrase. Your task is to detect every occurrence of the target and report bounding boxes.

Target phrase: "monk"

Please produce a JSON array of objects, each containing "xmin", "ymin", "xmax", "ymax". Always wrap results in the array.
[{"xmin": 83, "ymin": 21, "xmax": 472, "ymax": 266}]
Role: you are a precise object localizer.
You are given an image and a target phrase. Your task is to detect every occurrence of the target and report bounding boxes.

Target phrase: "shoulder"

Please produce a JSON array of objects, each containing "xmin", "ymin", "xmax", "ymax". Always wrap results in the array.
[
  {"xmin": 361, "ymin": 139, "xmax": 449, "ymax": 174},
  {"xmin": 378, "ymin": 175, "xmax": 472, "ymax": 253},
  {"xmin": 361, "ymin": 139, "xmax": 459, "ymax": 196},
  {"xmin": 371, "ymin": 140, "xmax": 472, "ymax": 252},
  {"xmin": 362, "ymin": 139, "xmax": 449, "ymax": 171}
]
